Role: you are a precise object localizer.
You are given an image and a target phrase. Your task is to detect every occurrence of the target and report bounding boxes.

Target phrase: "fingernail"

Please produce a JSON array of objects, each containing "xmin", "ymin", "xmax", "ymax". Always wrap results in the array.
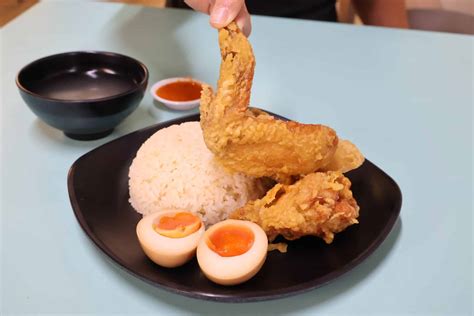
[{"xmin": 210, "ymin": 7, "xmax": 229, "ymax": 26}]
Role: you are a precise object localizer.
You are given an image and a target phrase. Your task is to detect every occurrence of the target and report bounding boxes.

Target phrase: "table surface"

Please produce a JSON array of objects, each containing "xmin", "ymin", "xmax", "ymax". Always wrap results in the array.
[{"xmin": 1, "ymin": 1, "xmax": 473, "ymax": 315}]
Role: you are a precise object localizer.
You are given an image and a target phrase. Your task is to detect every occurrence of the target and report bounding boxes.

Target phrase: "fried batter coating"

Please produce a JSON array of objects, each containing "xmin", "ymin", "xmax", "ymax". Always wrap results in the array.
[
  {"xmin": 200, "ymin": 23, "xmax": 339, "ymax": 180},
  {"xmin": 230, "ymin": 171, "xmax": 360, "ymax": 243},
  {"xmin": 322, "ymin": 139, "xmax": 365, "ymax": 173}
]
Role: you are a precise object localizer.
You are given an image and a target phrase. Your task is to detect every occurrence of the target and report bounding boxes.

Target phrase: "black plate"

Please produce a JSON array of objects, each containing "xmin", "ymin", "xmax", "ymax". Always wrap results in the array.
[{"xmin": 68, "ymin": 113, "xmax": 402, "ymax": 302}]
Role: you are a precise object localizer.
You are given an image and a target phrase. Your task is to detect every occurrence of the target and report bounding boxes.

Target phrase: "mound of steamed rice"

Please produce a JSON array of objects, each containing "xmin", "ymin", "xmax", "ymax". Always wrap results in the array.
[{"xmin": 128, "ymin": 122, "xmax": 265, "ymax": 226}]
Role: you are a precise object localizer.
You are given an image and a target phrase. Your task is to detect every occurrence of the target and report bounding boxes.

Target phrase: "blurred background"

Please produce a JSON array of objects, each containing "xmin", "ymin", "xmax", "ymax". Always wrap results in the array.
[{"xmin": 1, "ymin": 0, "xmax": 473, "ymax": 34}]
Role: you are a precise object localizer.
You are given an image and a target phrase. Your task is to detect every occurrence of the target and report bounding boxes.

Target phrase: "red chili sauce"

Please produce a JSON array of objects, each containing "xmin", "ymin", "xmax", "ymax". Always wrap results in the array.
[{"xmin": 156, "ymin": 80, "xmax": 202, "ymax": 102}]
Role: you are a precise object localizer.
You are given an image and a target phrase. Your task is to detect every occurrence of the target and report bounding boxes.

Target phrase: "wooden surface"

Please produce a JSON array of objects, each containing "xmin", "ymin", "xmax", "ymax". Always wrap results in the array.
[
  {"xmin": 0, "ymin": 0, "xmax": 165, "ymax": 28},
  {"xmin": 0, "ymin": 0, "xmax": 38, "ymax": 27}
]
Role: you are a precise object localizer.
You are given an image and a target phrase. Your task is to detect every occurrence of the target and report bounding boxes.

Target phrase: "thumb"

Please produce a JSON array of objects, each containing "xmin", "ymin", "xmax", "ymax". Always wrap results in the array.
[{"xmin": 210, "ymin": 0, "xmax": 245, "ymax": 28}]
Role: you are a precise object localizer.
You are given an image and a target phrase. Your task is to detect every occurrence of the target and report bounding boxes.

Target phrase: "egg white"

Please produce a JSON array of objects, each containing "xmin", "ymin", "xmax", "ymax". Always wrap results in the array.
[
  {"xmin": 197, "ymin": 219, "xmax": 268, "ymax": 285},
  {"xmin": 136, "ymin": 210, "xmax": 205, "ymax": 268}
]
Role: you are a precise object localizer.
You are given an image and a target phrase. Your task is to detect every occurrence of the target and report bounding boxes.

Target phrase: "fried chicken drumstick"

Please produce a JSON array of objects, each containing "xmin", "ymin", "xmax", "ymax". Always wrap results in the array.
[
  {"xmin": 200, "ymin": 23, "xmax": 340, "ymax": 181},
  {"xmin": 231, "ymin": 171, "xmax": 360, "ymax": 244}
]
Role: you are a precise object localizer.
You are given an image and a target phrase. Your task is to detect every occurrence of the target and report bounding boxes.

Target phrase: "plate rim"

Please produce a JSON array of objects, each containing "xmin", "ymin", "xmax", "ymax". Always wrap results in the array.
[{"xmin": 67, "ymin": 113, "xmax": 403, "ymax": 302}]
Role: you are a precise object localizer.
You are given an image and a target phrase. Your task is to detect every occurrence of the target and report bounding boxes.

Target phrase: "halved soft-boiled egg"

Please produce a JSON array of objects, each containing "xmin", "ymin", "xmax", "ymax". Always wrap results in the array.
[
  {"xmin": 136, "ymin": 210, "xmax": 205, "ymax": 268},
  {"xmin": 197, "ymin": 219, "xmax": 268, "ymax": 285}
]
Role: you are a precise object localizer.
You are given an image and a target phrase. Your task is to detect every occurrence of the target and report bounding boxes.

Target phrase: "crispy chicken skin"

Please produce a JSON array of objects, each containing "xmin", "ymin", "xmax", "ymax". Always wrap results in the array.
[
  {"xmin": 230, "ymin": 171, "xmax": 360, "ymax": 243},
  {"xmin": 322, "ymin": 139, "xmax": 365, "ymax": 173},
  {"xmin": 200, "ymin": 23, "xmax": 340, "ymax": 180}
]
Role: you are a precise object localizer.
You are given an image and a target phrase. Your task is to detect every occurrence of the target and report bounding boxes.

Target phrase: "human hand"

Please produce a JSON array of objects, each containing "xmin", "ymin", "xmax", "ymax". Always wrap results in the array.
[{"xmin": 184, "ymin": 0, "xmax": 251, "ymax": 36}]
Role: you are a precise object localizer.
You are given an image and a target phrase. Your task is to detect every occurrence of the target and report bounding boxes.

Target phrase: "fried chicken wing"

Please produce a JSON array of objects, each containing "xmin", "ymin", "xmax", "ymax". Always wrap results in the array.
[
  {"xmin": 200, "ymin": 23, "xmax": 339, "ymax": 180},
  {"xmin": 322, "ymin": 139, "xmax": 365, "ymax": 173},
  {"xmin": 230, "ymin": 171, "xmax": 360, "ymax": 244}
]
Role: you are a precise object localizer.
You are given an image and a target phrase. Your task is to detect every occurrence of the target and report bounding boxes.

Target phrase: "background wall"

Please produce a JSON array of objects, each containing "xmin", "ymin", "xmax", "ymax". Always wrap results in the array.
[
  {"xmin": 32, "ymin": 0, "xmax": 474, "ymax": 15},
  {"xmin": 2, "ymin": 0, "xmax": 473, "ymax": 28}
]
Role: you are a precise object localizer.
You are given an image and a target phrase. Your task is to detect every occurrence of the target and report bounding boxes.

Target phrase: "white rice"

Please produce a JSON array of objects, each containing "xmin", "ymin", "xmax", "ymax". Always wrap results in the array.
[{"xmin": 128, "ymin": 122, "xmax": 264, "ymax": 226}]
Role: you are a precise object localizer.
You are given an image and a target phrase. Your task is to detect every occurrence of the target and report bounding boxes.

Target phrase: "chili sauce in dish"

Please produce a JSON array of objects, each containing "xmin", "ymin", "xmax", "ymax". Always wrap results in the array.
[{"xmin": 156, "ymin": 80, "xmax": 202, "ymax": 102}]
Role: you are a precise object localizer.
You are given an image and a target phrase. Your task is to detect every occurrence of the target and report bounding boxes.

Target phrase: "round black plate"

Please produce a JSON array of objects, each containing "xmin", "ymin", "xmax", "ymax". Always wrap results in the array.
[{"xmin": 67, "ymin": 113, "xmax": 402, "ymax": 302}]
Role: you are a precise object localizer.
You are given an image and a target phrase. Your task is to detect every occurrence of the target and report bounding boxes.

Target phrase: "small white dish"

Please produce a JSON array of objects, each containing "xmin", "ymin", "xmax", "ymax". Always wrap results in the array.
[{"xmin": 150, "ymin": 77, "xmax": 204, "ymax": 111}]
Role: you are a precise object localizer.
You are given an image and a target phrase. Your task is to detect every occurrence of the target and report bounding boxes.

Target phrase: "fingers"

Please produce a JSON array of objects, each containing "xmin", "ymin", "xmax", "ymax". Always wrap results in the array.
[
  {"xmin": 185, "ymin": 0, "xmax": 251, "ymax": 36},
  {"xmin": 209, "ymin": 0, "xmax": 244, "ymax": 28},
  {"xmin": 235, "ymin": 3, "xmax": 251, "ymax": 36},
  {"xmin": 184, "ymin": 0, "xmax": 211, "ymax": 13}
]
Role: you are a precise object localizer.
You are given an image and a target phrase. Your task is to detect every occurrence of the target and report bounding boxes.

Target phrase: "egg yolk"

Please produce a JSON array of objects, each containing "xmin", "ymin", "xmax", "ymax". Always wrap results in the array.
[
  {"xmin": 153, "ymin": 212, "xmax": 201, "ymax": 238},
  {"xmin": 207, "ymin": 224, "xmax": 255, "ymax": 257}
]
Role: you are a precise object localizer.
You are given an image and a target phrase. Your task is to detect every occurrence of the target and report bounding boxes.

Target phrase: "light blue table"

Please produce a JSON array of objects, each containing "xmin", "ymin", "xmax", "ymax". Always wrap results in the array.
[{"xmin": 1, "ymin": 1, "xmax": 472, "ymax": 315}]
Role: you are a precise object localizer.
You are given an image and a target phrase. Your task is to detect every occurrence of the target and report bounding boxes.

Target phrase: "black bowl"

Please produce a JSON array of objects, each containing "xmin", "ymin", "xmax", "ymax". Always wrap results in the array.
[{"xmin": 16, "ymin": 51, "xmax": 149, "ymax": 140}]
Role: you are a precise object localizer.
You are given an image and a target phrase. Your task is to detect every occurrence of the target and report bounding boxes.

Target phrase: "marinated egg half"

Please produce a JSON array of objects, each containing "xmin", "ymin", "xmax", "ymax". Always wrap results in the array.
[
  {"xmin": 197, "ymin": 219, "xmax": 268, "ymax": 285},
  {"xmin": 136, "ymin": 210, "xmax": 205, "ymax": 268}
]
